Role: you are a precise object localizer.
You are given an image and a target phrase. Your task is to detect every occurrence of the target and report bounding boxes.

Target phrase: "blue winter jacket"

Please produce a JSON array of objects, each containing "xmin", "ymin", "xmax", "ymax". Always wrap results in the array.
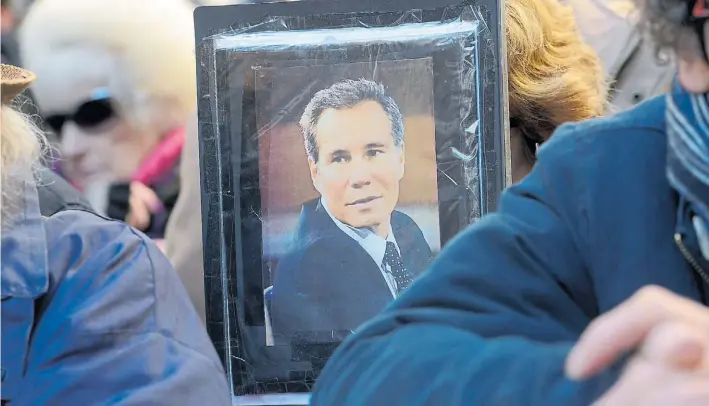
[
  {"xmin": 311, "ymin": 95, "xmax": 709, "ymax": 405},
  {"xmin": 1, "ymin": 209, "xmax": 232, "ymax": 405}
]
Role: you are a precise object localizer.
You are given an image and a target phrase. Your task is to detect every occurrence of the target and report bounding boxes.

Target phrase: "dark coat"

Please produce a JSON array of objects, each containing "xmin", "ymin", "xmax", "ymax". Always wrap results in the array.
[
  {"xmin": 36, "ymin": 169, "xmax": 93, "ymax": 216},
  {"xmin": 271, "ymin": 199, "xmax": 433, "ymax": 345},
  {"xmin": 1, "ymin": 209, "xmax": 232, "ymax": 405},
  {"xmin": 311, "ymin": 95, "xmax": 709, "ymax": 405}
]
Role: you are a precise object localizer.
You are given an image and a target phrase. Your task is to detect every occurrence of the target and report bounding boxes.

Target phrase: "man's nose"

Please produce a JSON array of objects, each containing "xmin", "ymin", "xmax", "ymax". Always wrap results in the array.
[{"xmin": 348, "ymin": 159, "xmax": 373, "ymax": 188}]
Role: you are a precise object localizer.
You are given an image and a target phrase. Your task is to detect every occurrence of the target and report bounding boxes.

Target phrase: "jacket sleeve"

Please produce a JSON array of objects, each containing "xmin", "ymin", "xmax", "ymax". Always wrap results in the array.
[
  {"xmin": 19, "ymin": 213, "xmax": 232, "ymax": 406},
  {"xmin": 311, "ymin": 127, "xmax": 621, "ymax": 405}
]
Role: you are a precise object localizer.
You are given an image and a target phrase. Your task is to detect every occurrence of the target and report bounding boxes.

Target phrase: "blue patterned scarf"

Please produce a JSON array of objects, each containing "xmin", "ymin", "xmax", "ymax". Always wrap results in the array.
[{"xmin": 666, "ymin": 81, "xmax": 709, "ymax": 258}]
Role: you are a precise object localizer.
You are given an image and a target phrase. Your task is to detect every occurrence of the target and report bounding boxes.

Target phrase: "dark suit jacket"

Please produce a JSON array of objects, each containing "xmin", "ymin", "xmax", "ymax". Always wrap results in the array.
[{"xmin": 270, "ymin": 199, "xmax": 433, "ymax": 346}]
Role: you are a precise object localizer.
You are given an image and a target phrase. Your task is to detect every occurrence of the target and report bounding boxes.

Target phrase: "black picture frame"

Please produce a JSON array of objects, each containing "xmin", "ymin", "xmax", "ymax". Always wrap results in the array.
[{"xmin": 195, "ymin": 0, "xmax": 508, "ymax": 399}]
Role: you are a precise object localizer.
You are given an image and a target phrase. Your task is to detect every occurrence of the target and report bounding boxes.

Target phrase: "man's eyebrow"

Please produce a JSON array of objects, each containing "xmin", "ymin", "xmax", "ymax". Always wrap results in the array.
[
  {"xmin": 329, "ymin": 149, "xmax": 350, "ymax": 156},
  {"xmin": 365, "ymin": 142, "xmax": 386, "ymax": 149}
]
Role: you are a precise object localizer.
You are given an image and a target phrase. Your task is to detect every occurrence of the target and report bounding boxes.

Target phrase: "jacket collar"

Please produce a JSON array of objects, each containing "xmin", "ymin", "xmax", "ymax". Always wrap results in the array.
[
  {"xmin": 674, "ymin": 196, "xmax": 709, "ymax": 290},
  {"xmin": 1, "ymin": 218, "xmax": 49, "ymax": 299},
  {"xmin": 676, "ymin": 198, "xmax": 693, "ymax": 241}
]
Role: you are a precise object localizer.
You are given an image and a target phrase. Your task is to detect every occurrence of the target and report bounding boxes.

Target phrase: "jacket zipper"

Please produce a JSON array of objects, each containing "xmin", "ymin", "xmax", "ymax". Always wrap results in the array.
[{"xmin": 674, "ymin": 233, "xmax": 709, "ymax": 285}]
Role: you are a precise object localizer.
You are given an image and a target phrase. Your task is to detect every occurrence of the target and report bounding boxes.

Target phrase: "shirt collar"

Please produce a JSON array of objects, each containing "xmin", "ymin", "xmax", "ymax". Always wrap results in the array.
[{"xmin": 321, "ymin": 198, "xmax": 399, "ymax": 266}]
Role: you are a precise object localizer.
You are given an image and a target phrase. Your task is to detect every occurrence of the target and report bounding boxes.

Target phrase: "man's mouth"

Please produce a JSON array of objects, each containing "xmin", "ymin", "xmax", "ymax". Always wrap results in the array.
[{"xmin": 347, "ymin": 196, "xmax": 381, "ymax": 206}]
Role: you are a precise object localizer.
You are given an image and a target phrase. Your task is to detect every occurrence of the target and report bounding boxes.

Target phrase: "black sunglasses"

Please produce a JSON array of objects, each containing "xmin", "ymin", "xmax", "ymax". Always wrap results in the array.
[{"xmin": 45, "ymin": 89, "xmax": 116, "ymax": 135}]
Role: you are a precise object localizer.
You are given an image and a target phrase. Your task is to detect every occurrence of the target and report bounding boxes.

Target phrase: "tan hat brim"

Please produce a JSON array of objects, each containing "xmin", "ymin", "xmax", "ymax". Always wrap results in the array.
[{"xmin": 1, "ymin": 64, "xmax": 36, "ymax": 104}]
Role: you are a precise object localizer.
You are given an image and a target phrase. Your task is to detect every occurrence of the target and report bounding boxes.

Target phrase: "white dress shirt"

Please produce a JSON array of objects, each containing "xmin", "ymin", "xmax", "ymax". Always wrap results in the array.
[{"xmin": 322, "ymin": 199, "xmax": 402, "ymax": 298}]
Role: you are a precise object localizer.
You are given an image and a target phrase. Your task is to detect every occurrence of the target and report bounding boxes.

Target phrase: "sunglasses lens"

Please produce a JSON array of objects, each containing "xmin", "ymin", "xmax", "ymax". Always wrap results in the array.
[
  {"xmin": 73, "ymin": 98, "xmax": 115, "ymax": 129},
  {"xmin": 45, "ymin": 115, "xmax": 67, "ymax": 134}
]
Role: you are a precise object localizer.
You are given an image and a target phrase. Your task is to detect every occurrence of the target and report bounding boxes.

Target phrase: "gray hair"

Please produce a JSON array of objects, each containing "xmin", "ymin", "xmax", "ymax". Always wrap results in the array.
[
  {"xmin": 635, "ymin": 0, "xmax": 699, "ymax": 57},
  {"xmin": 299, "ymin": 79, "xmax": 404, "ymax": 163}
]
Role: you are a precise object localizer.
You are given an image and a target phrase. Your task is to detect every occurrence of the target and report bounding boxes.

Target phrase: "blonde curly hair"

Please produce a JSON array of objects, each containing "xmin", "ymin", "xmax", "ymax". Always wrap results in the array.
[
  {"xmin": 1, "ymin": 104, "xmax": 47, "ymax": 227},
  {"xmin": 1, "ymin": 105, "xmax": 43, "ymax": 174},
  {"xmin": 506, "ymin": 0, "xmax": 609, "ymax": 138}
]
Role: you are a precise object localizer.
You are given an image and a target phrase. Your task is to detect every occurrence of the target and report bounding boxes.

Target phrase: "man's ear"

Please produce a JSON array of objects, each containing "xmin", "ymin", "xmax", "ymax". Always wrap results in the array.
[
  {"xmin": 398, "ymin": 143, "xmax": 406, "ymax": 180},
  {"xmin": 308, "ymin": 157, "xmax": 319, "ymax": 191}
]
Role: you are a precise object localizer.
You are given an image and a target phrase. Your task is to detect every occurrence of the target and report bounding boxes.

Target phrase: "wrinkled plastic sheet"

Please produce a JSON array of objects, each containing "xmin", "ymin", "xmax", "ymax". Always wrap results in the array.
[{"xmin": 195, "ymin": 0, "xmax": 508, "ymax": 400}]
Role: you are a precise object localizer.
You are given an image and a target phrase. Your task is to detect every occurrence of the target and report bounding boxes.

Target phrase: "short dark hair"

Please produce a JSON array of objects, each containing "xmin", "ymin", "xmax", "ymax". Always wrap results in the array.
[{"xmin": 299, "ymin": 79, "xmax": 404, "ymax": 163}]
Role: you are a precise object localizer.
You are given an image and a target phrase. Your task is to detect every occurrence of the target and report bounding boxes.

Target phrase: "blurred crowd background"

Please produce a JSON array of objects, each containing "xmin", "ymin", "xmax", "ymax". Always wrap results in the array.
[
  {"xmin": 1, "ymin": 0, "xmax": 694, "ymax": 404},
  {"xmin": 0, "ymin": 0, "xmax": 672, "ymax": 322}
]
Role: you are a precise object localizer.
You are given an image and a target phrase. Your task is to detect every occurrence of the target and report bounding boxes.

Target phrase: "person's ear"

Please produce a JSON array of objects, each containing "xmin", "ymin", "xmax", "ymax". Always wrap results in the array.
[
  {"xmin": 398, "ymin": 143, "xmax": 406, "ymax": 181},
  {"xmin": 308, "ymin": 157, "xmax": 320, "ymax": 191}
]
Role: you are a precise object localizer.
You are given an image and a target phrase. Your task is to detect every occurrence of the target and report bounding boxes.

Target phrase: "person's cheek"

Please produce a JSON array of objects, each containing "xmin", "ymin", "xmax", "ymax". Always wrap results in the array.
[
  {"xmin": 336, "ymin": 170, "xmax": 350, "ymax": 209},
  {"xmin": 678, "ymin": 58, "xmax": 709, "ymax": 94},
  {"xmin": 323, "ymin": 169, "xmax": 344, "ymax": 208},
  {"xmin": 380, "ymin": 158, "xmax": 399, "ymax": 200}
]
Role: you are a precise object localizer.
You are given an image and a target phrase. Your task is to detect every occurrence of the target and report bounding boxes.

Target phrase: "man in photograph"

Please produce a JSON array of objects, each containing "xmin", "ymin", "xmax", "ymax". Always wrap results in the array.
[{"xmin": 270, "ymin": 78, "xmax": 433, "ymax": 346}]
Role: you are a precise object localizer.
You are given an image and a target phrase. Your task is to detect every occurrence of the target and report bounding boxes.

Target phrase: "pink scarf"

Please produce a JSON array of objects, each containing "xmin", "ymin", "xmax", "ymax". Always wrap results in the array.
[{"xmin": 131, "ymin": 126, "xmax": 185, "ymax": 185}]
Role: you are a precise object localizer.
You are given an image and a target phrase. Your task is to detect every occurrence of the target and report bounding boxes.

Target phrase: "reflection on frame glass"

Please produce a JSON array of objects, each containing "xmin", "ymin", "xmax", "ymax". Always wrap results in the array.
[{"xmin": 194, "ymin": 0, "xmax": 508, "ymax": 396}]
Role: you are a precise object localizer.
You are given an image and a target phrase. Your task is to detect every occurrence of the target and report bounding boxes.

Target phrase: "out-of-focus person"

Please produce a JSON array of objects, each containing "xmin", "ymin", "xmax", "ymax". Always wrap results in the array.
[
  {"xmin": 18, "ymin": 0, "xmax": 196, "ymax": 239},
  {"xmin": 5, "ymin": 0, "xmax": 32, "ymax": 21},
  {"xmin": 310, "ymin": 0, "xmax": 709, "ymax": 403},
  {"xmin": 4, "ymin": 0, "xmax": 89, "ymax": 209},
  {"xmin": 164, "ymin": 0, "xmax": 609, "ymax": 322},
  {"xmin": 507, "ymin": 0, "xmax": 608, "ymax": 181},
  {"xmin": 164, "ymin": 0, "xmax": 264, "ymax": 322},
  {"xmin": 1, "ymin": 0, "xmax": 20, "ymax": 65},
  {"xmin": 564, "ymin": 0, "xmax": 674, "ymax": 111},
  {"xmin": 1, "ymin": 0, "xmax": 43, "ymax": 132},
  {"xmin": 1, "ymin": 63, "xmax": 232, "ymax": 405}
]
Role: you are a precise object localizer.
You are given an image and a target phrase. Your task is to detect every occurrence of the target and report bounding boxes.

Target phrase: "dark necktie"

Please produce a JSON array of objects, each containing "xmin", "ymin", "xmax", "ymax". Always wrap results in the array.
[{"xmin": 383, "ymin": 241, "xmax": 412, "ymax": 293}]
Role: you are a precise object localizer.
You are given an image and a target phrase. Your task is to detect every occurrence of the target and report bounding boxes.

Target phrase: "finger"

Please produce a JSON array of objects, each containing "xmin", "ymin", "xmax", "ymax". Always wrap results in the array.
[
  {"xmin": 130, "ymin": 182, "xmax": 161, "ymax": 212},
  {"xmin": 566, "ymin": 286, "xmax": 708, "ymax": 379},
  {"xmin": 641, "ymin": 322, "xmax": 707, "ymax": 370},
  {"xmin": 678, "ymin": 377, "xmax": 709, "ymax": 406},
  {"xmin": 593, "ymin": 357, "xmax": 709, "ymax": 406},
  {"xmin": 592, "ymin": 357, "xmax": 652, "ymax": 406},
  {"xmin": 127, "ymin": 195, "xmax": 150, "ymax": 230}
]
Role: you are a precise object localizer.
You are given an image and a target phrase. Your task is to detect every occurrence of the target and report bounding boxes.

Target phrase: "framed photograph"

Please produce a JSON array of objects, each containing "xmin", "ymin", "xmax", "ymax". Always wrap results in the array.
[
  {"xmin": 195, "ymin": 0, "xmax": 508, "ymax": 398},
  {"xmin": 258, "ymin": 59, "xmax": 440, "ymax": 347}
]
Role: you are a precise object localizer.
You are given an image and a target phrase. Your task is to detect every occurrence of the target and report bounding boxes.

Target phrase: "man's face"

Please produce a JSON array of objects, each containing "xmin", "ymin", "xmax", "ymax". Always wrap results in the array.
[{"xmin": 309, "ymin": 100, "xmax": 405, "ymax": 230}]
